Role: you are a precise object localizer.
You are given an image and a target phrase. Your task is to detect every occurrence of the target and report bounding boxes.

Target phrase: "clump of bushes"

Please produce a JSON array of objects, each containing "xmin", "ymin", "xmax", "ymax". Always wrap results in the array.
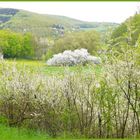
[
  {"xmin": 47, "ymin": 48, "xmax": 101, "ymax": 66},
  {"xmin": 0, "ymin": 51, "xmax": 140, "ymax": 139}
]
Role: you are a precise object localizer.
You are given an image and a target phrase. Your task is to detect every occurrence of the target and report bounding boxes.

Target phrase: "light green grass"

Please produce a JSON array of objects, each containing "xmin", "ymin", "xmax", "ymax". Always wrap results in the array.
[
  {"xmin": 0, "ymin": 124, "xmax": 49, "ymax": 140},
  {"xmin": 4, "ymin": 59, "xmax": 102, "ymax": 76},
  {"xmin": 0, "ymin": 124, "xmax": 138, "ymax": 140}
]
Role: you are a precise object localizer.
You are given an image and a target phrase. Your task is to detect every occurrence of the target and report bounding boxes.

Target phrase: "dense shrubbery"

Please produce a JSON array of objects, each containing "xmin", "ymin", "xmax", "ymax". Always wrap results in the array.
[
  {"xmin": 0, "ymin": 30, "xmax": 35, "ymax": 58},
  {"xmin": 47, "ymin": 48, "xmax": 101, "ymax": 66},
  {"xmin": 0, "ymin": 49, "xmax": 140, "ymax": 138}
]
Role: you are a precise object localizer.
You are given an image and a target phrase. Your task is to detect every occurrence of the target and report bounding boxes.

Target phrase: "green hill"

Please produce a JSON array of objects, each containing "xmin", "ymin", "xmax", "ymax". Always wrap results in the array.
[{"xmin": 0, "ymin": 8, "xmax": 118, "ymax": 38}]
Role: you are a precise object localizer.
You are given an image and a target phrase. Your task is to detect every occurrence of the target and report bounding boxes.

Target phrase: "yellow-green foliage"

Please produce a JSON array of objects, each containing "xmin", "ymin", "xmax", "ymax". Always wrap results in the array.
[
  {"xmin": 111, "ymin": 14, "xmax": 140, "ymax": 46},
  {"xmin": 0, "ymin": 30, "xmax": 35, "ymax": 58}
]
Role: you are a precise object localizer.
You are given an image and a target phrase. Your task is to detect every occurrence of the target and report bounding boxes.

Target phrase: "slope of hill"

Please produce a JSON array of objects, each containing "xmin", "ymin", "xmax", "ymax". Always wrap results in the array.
[{"xmin": 0, "ymin": 8, "xmax": 118, "ymax": 38}]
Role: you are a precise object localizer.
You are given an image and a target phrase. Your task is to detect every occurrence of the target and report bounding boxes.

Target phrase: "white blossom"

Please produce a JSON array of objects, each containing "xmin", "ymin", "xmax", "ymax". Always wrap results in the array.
[{"xmin": 47, "ymin": 48, "xmax": 101, "ymax": 66}]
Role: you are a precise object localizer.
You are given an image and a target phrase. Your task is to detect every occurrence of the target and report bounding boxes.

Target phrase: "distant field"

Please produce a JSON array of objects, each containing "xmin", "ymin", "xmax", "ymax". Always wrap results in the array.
[{"xmin": 4, "ymin": 59, "xmax": 102, "ymax": 76}]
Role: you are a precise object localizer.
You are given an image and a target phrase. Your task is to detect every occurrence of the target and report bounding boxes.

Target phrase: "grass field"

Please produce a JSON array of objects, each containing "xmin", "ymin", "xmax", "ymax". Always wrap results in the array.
[{"xmin": 4, "ymin": 59, "xmax": 102, "ymax": 76}]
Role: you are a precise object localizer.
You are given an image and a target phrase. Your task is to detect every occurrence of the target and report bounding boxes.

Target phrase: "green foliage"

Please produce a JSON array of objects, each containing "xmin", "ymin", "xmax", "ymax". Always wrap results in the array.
[
  {"xmin": 0, "ymin": 30, "xmax": 22, "ymax": 57},
  {"xmin": 0, "ymin": 116, "xmax": 8, "ymax": 125},
  {"xmin": 46, "ymin": 30, "xmax": 101, "ymax": 59},
  {"xmin": 111, "ymin": 23, "xmax": 127, "ymax": 39},
  {"xmin": 45, "ymin": 49, "xmax": 53, "ymax": 60},
  {"xmin": 0, "ymin": 30, "xmax": 35, "ymax": 58},
  {"xmin": 22, "ymin": 33, "xmax": 35, "ymax": 58},
  {"xmin": 106, "ymin": 14, "xmax": 140, "ymax": 67},
  {"xmin": 111, "ymin": 14, "xmax": 140, "ymax": 46}
]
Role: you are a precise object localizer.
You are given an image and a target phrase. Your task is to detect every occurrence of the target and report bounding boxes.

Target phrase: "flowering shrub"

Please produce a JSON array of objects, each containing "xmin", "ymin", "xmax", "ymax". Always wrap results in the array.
[
  {"xmin": 0, "ymin": 55, "xmax": 140, "ymax": 138},
  {"xmin": 47, "ymin": 48, "xmax": 101, "ymax": 66}
]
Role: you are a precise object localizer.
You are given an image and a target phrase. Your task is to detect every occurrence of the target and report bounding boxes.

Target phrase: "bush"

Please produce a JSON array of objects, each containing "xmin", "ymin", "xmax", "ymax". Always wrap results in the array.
[
  {"xmin": 0, "ymin": 53, "xmax": 140, "ymax": 138},
  {"xmin": 46, "ymin": 48, "xmax": 101, "ymax": 66}
]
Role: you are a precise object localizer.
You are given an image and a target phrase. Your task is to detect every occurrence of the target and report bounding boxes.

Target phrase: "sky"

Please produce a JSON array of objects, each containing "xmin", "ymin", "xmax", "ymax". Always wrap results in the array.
[{"xmin": 0, "ymin": 2, "xmax": 140, "ymax": 23}]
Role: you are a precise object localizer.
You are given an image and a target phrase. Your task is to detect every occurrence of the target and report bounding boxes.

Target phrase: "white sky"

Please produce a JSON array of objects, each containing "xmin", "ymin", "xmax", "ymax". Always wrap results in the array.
[{"xmin": 0, "ymin": 2, "xmax": 140, "ymax": 23}]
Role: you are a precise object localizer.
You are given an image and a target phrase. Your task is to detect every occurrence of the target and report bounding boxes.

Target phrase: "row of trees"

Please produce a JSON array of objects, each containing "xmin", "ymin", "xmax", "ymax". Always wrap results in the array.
[
  {"xmin": 45, "ymin": 30, "xmax": 101, "ymax": 60},
  {"xmin": 0, "ymin": 29, "xmax": 101, "ymax": 60}
]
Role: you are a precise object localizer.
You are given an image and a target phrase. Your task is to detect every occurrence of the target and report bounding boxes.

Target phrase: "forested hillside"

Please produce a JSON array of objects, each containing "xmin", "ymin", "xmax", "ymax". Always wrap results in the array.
[
  {"xmin": 0, "ymin": 8, "xmax": 118, "ymax": 59},
  {"xmin": 0, "ymin": 8, "xmax": 118, "ymax": 38}
]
